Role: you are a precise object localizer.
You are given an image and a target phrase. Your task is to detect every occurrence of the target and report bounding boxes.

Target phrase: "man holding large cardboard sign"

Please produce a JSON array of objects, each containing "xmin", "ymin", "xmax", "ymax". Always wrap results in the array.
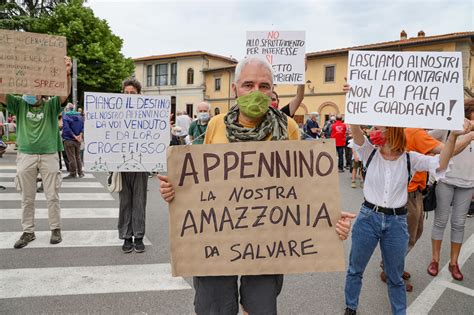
[
  {"xmin": 0, "ymin": 30, "xmax": 71, "ymax": 249},
  {"xmin": 160, "ymin": 57, "xmax": 354, "ymax": 315},
  {"xmin": 344, "ymin": 50, "xmax": 464, "ymax": 130}
]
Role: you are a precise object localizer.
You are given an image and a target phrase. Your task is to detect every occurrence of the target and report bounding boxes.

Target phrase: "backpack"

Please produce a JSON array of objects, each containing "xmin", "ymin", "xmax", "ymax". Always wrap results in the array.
[{"xmin": 323, "ymin": 121, "xmax": 333, "ymax": 138}]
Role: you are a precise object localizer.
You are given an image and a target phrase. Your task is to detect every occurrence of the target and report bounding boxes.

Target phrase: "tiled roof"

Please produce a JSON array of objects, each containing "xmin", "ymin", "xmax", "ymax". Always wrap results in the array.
[
  {"xmin": 200, "ymin": 31, "xmax": 474, "ymax": 73},
  {"xmin": 307, "ymin": 32, "xmax": 474, "ymax": 58},
  {"xmin": 134, "ymin": 51, "xmax": 237, "ymax": 63},
  {"xmin": 202, "ymin": 65, "xmax": 237, "ymax": 72}
]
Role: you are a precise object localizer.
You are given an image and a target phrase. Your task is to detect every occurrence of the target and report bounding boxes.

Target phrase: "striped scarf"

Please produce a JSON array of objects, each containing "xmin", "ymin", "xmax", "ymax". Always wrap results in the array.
[{"xmin": 224, "ymin": 105, "xmax": 289, "ymax": 142}]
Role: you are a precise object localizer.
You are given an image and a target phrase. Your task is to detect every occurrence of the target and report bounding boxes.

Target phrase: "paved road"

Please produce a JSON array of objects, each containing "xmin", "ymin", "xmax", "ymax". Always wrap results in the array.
[{"xmin": 0, "ymin": 148, "xmax": 472, "ymax": 314}]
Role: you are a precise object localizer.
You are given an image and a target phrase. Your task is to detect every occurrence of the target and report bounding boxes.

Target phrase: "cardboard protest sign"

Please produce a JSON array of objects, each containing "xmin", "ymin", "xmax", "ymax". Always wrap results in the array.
[
  {"xmin": 345, "ymin": 50, "xmax": 464, "ymax": 130},
  {"xmin": 167, "ymin": 140, "xmax": 345, "ymax": 277},
  {"xmin": 246, "ymin": 31, "xmax": 305, "ymax": 84},
  {"xmin": 83, "ymin": 92, "xmax": 171, "ymax": 172},
  {"xmin": 0, "ymin": 29, "xmax": 67, "ymax": 96}
]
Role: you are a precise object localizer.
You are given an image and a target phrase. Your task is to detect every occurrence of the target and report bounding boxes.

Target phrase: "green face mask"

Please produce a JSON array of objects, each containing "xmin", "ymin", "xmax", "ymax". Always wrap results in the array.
[{"xmin": 236, "ymin": 91, "xmax": 271, "ymax": 119}]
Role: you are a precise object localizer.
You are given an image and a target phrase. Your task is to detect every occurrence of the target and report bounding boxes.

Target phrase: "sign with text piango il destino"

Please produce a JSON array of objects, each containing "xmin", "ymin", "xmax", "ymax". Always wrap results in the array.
[
  {"xmin": 345, "ymin": 51, "xmax": 464, "ymax": 130},
  {"xmin": 83, "ymin": 92, "xmax": 170, "ymax": 172},
  {"xmin": 167, "ymin": 140, "xmax": 345, "ymax": 276}
]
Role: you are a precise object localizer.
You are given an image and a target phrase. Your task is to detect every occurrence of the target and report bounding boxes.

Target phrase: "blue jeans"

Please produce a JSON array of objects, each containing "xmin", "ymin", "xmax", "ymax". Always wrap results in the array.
[{"xmin": 345, "ymin": 205, "xmax": 409, "ymax": 315}]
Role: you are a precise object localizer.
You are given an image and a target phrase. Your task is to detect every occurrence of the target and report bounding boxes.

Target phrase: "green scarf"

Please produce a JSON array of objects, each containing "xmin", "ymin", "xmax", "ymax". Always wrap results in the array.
[{"xmin": 224, "ymin": 105, "xmax": 289, "ymax": 142}]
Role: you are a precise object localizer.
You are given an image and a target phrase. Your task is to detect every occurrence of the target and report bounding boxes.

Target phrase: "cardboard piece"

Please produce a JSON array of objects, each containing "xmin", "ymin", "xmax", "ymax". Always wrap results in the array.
[
  {"xmin": 167, "ymin": 140, "xmax": 346, "ymax": 277},
  {"xmin": 345, "ymin": 50, "xmax": 464, "ymax": 130},
  {"xmin": 83, "ymin": 92, "xmax": 171, "ymax": 172},
  {"xmin": 246, "ymin": 31, "xmax": 306, "ymax": 84},
  {"xmin": 0, "ymin": 30, "xmax": 67, "ymax": 96}
]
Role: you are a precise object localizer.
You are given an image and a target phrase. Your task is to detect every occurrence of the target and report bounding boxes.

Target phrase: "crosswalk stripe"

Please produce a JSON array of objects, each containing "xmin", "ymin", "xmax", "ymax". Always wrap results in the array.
[
  {"xmin": 0, "ymin": 165, "xmax": 17, "ymax": 170},
  {"xmin": 0, "ymin": 208, "xmax": 118, "ymax": 219},
  {"xmin": 0, "ymin": 263, "xmax": 191, "ymax": 298},
  {"xmin": 1, "ymin": 193, "xmax": 114, "ymax": 201},
  {"xmin": 0, "ymin": 182, "xmax": 104, "ymax": 188},
  {"xmin": 0, "ymin": 173, "xmax": 96, "ymax": 179},
  {"xmin": 0, "ymin": 230, "xmax": 150, "ymax": 249}
]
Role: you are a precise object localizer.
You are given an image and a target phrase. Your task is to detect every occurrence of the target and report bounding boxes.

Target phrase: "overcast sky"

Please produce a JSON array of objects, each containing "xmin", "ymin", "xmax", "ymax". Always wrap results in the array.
[{"xmin": 87, "ymin": 0, "xmax": 473, "ymax": 60}]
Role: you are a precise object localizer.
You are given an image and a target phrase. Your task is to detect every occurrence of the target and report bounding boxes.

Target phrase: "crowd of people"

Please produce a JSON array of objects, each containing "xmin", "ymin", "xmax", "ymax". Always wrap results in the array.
[{"xmin": 1, "ymin": 54, "xmax": 473, "ymax": 315}]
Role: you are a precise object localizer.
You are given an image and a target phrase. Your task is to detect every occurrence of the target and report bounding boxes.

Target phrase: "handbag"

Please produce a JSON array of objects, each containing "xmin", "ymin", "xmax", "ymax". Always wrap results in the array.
[
  {"xmin": 107, "ymin": 172, "xmax": 122, "ymax": 193},
  {"xmin": 422, "ymin": 181, "xmax": 437, "ymax": 212}
]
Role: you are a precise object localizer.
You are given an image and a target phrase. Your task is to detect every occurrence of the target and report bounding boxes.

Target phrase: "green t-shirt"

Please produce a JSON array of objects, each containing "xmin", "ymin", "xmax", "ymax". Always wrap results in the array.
[
  {"xmin": 188, "ymin": 120, "xmax": 208, "ymax": 145},
  {"xmin": 7, "ymin": 95, "xmax": 64, "ymax": 154}
]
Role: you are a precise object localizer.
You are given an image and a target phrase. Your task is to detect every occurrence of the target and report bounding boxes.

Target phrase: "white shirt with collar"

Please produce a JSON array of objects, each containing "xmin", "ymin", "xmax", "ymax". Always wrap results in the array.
[{"xmin": 354, "ymin": 138, "xmax": 441, "ymax": 208}]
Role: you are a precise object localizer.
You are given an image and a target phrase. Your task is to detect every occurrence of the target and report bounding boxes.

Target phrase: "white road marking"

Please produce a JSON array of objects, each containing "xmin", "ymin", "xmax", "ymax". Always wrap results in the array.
[
  {"xmin": 0, "ymin": 165, "xmax": 17, "ymax": 170},
  {"xmin": 0, "ymin": 263, "xmax": 191, "ymax": 298},
  {"xmin": 0, "ymin": 182, "xmax": 103, "ymax": 188},
  {"xmin": 437, "ymin": 279, "xmax": 474, "ymax": 297},
  {"xmin": 0, "ymin": 173, "xmax": 95, "ymax": 179},
  {"xmin": 407, "ymin": 234, "xmax": 474, "ymax": 314},
  {"xmin": 0, "ymin": 230, "xmax": 150, "ymax": 249},
  {"xmin": 1, "ymin": 193, "xmax": 114, "ymax": 201},
  {"xmin": 0, "ymin": 208, "xmax": 117, "ymax": 219}
]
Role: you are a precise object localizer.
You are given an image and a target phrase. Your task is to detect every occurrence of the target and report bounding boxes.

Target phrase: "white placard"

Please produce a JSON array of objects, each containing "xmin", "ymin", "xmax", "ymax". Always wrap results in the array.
[
  {"xmin": 345, "ymin": 51, "xmax": 464, "ymax": 130},
  {"xmin": 83, "ymin": 92, "xmax": 171, "ymax": 172},
  {"xmin": 246, "ymin": 31, "xmax": 305, "ymax": 84}
]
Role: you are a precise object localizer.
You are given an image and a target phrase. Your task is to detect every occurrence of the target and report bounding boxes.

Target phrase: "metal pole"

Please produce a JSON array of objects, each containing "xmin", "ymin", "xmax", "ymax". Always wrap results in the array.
[{"xmin": 72, "ymin": 58, "xmax": 78, "ymax": 109}]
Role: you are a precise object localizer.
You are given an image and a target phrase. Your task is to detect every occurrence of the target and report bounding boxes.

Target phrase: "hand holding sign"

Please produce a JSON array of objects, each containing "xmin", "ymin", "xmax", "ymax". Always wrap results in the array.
[{"xmin": 158, "ymin": 174, "xmax": 175, "ymax": 202}]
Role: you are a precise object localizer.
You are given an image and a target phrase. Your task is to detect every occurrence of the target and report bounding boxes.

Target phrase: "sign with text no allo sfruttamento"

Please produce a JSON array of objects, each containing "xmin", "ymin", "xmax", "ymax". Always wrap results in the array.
[{"xmin": 246, "ymin": 31, "xmax": 305, "ymax": 85}]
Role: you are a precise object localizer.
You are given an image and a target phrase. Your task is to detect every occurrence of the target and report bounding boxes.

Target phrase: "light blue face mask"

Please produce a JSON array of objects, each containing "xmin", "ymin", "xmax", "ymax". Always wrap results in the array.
[
  {"xmin": 198, "ymin": 112, "xmax": 210, "ymax": 122},
  {"xmin": 22, "ymin": 95, "xmax": 37, "ymax": 105}
]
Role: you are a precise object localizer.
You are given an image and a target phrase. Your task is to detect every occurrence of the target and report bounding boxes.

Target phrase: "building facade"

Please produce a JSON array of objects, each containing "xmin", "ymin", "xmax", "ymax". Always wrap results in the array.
[
  {"xmin": 204, "ymin": 31, "xmax": 474, "ymax": 125},
  {"xmin": 133, "ymin": 51, "xmax": 236, "ymax": 119}
]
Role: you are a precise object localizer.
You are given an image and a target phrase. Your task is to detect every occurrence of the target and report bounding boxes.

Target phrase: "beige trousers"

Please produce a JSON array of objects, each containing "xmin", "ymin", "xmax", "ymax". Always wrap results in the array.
[{"xmin": 16, "ymin": 152, "xmax": 62, "ymax": 232}]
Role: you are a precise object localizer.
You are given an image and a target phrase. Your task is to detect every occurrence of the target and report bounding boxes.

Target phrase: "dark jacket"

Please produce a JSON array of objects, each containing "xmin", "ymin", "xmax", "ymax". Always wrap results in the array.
[{"xmin": 62, "ymin": 112, "xmax": 84, "ymax": 141}]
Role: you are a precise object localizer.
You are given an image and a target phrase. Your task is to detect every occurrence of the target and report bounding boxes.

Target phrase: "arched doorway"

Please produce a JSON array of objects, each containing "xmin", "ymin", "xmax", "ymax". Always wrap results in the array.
[
  {"xmin": 293, "ymin": 102, "xmax": 308, "ymax": 125},
  {"xmin": 318, "ymin": 102, "xmax": 339, "ymax": 124}
]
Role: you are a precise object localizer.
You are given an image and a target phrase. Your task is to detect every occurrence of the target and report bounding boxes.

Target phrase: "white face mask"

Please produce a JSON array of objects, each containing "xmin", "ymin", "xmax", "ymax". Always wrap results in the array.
[{"xmin": 198, "ymin": 112, "xmax": 210, "ymax": 122}]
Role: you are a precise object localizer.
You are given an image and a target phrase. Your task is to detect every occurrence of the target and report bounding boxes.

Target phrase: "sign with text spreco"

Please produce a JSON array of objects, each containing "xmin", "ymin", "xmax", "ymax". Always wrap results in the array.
[
  {"xmin": 167, "ymin": 140, "xmax": 345, "ymax": 276},
  {"xmin": 0, "ymin": 29, "xmax": 67, "ymax": 96},
  {"xmin": 84, "ymin": 92, "xmax": 170, "ymax": 172},
  {"xmin": 345, "ymin": 50, "xmax": 464, "ymax": 130},
  {"xmin": 246, "ymin": 31, "xmax": 306, "ymax": 84}
]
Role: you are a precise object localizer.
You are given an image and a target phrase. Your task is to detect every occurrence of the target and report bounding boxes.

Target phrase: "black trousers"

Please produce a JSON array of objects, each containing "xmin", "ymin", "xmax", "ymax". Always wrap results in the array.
[
  {"xmin": 336, "ymin": 146, "xmax": 344, "ymax": 171},
  {"xmin": 118, "ymin": 172, "xmax": 148, "ymax": 239}
]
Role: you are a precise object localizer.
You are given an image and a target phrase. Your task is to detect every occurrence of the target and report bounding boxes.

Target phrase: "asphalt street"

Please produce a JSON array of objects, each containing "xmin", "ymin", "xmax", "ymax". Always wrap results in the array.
[{"xmin": 0, "ymin": 147, "xmax": 472, "ymax": 314}]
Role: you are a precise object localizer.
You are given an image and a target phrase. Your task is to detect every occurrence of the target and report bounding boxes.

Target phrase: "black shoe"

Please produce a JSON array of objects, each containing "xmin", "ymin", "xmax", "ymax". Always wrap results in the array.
[
  {"xmin": 338, "ymin": 169, "xmax": 344, "ymax": 173},
  {"xmin": 14, "ymin": 232, "xmax": 36, "ymax": 248},
  {"xmin": 344, "ymin": 308, "xmax": 356, "ymax": 315},
  {"xmin": 134, "ymin": 238, "xmax": 145, "ymax": 253},
  {"xmin": 50, "ymin": 228, "xmax": 62, "ymax": 244},
  {"xmin": 63, "ymin": 174, "xmax": 77, "ymax": 180},
  {"xmin": 122, "ymin": 238, "xmax": 133, "ymax": 253}
]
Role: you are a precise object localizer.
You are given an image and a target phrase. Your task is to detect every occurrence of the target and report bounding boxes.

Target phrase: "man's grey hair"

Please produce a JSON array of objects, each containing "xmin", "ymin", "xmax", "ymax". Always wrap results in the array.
[
  {"xmin": 234, "ymin": 56, "xmax": 273, "ymax": 84},
  {"xmin": 197, "ymin": 101, "xmax": 211, "ymax": 111}
]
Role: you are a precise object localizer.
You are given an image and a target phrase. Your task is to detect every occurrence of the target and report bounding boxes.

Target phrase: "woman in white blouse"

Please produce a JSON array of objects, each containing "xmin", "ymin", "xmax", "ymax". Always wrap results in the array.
[{"xmin": 344, "ymin": 120, "xmax": 471, "ymax": 315}]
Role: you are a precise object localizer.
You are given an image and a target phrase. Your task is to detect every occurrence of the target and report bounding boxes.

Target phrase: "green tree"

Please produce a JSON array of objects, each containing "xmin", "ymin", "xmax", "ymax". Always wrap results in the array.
[
  {"xmin": 30, "ymin": 0, "xmax": 134, "ymax": 103},
  {"xmin": 0, "ymin": 0, "xmax": 70, "ymax": 31}
]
